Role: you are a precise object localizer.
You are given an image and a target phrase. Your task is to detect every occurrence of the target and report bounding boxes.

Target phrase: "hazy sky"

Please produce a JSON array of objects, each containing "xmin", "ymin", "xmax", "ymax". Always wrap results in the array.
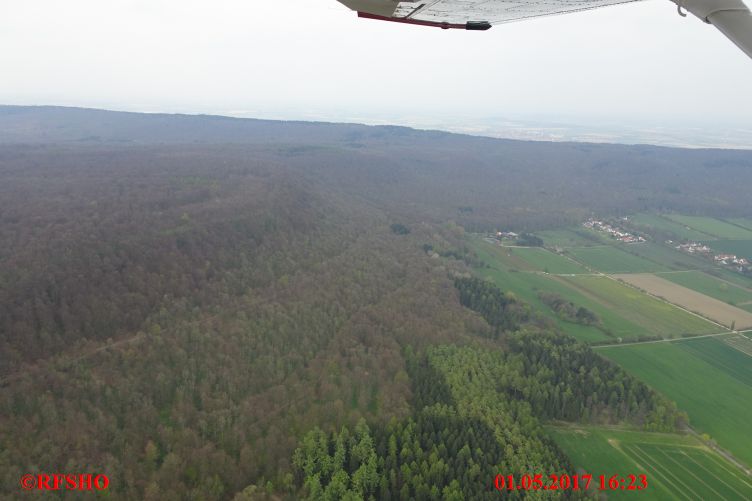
[{"xmin": 2, "ymin": 0, "xmax": 751, "ymax": 128}]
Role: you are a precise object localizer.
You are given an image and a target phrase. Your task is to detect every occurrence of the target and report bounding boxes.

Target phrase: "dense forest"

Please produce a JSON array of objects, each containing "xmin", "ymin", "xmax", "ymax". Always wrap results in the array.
[
  {"xmin": 454, "ymin": 277, "xmax": 532, "ymax": 336},
  {"xmin": 0, "ymin": 107, "xmax": 749, "ymax": 499},
  {"xmin": 290, "ymin": 327, "xmax": 684, "ymax": 500}
]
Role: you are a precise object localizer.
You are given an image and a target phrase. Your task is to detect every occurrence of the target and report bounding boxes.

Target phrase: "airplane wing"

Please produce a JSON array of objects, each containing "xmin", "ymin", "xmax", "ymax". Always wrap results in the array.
[{"xmin": 336, "ymin": 0, "xmax": 752, "ymax": 60}]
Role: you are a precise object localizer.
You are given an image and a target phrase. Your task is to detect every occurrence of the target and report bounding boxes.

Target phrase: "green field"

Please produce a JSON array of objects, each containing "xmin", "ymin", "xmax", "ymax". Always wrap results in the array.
[
  {"xmin": 599, "ymin": 336, "xmax": 752, "ymax": 466},
  {"xmin": 706, "ymin": 267, "xmax": 752, "ymax": 291},
  {"xmin": 548, "ymin": 426, "xmax": 752, "ymax": 500},
  {"xmin": 562, "ymin": 276, "xmax": 719, "ymax": 338},
  {"xmin": 475, "ymin": 226, "xmax": 752, "ymax": 491},
  {"xmin": 471, "ymin": 239, "xmax": 642, "ymax": 343},
  {"xmin": 478, "ymin": 239, "xmax": 535, "ymax": 270},
  {"xmin": 729, "ymin": 218, "xmax": 752, "ymax": 231},
  {"xmin": 707, "ymin": 239, "xmax": 752, "ymax": 260},
  {"xmin": 471, "ymin": 239, "xmax": 720, "ymax": 341},
  {"xmin": 537, "ymin": 228, "xmax": 609, "ymax": 248},
  {"xmin": 629, "ymin": 214, "xmax": 715, "ymax": 241},
  {"xmin": 509, "ymin": 247, "xmax": 590, "ymax": 274},
  {"xmin": 622, "ymin": 242, "xmax": 713, "ymax": 272},
  {"xmin": 694, "ymin": 268, "xmax": 752, "ymax": 311},
  {"xmin": 724, "ymin": 334, "xmax": 752, "ymax": 356},
  {"xmin": 567, "ymin": 246, "xmax": 671, "ymax": 274},
  {"xmin": 657, "ymin": 271, "xmax": 752, "ymax": 306},
  {"xmin": 666, "ymin": 215, "xmax": 752, "ymax": 240}
]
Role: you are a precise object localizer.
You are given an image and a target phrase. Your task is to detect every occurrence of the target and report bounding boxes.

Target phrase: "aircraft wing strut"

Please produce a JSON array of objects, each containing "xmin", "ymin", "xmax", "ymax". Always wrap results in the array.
[{"xmin": 677, "ymin": 0, "xmax": 752, "ymax": 58}]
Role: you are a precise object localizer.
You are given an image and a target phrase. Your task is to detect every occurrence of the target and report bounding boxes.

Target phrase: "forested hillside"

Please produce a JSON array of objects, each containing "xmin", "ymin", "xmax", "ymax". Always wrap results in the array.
[
  {"xmin": 1, "ymin": 107, "xmax": 750, "ymax": 499},
  {"xmin": 0, "ymin": 148, "xmax": 477, "ymax": 498},
  {"xmin": 4, "ymin": 106, "xmax": 752, "ymax": 231}
]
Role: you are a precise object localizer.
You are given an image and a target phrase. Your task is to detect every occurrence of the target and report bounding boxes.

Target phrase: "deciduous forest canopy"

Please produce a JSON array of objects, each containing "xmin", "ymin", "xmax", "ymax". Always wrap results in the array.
[{"xmin": 1, "ymin": 106, "xmax": 750, "ymax": 499}]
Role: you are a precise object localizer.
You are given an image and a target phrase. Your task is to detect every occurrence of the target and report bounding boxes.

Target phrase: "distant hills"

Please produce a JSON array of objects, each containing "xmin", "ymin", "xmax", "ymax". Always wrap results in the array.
[
  {"xmin": 2, "ymin": 105, "xmax": 752, "ymax": 229},
  {"xmin": 0, "ymin": 105, "xmax": 438, "ymax": 145}
]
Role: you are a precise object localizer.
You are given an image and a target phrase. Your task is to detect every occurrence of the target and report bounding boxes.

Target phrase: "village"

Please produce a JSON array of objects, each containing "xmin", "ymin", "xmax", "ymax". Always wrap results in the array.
[
  {"xmin": 673, "ymin": 241, "xmax": 750, "ymax": 271},
  {"xmin": 493, "ymin": 231, "xmax": 519, "ymax": 240},
  {"xmin": 583, "ymin": 218, "xmax": 646, "ymax": 244},
  {"xmin": 485, "ymin": 218, "xmax": 751, "ymax": 275}
]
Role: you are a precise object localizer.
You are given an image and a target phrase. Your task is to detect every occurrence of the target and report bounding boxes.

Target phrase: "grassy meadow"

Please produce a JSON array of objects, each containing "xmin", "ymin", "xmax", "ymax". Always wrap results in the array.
[
  {"xmin": 561, "ymin": 275, "xmax": 719, "ymax": 338},
  {"xmin": 665, "ymin": 215, "xmax": 752, "ymax": 240},
  {"xmin": 628, "ymin": 214, "xmax": 715, "ymax": 241},
  {"xmin": 622, "ymin": 242, "xmax": 714, "ymax": 272},
  {"xmin": 474, "ymin": 217, "xmax": 752, "ymax": 490},
  {"xmin": 548, "ymin": 426, "xmax": 752, "ymax": 501},
  {"xmin": 537, "ymin": 228, "xmax": 609, "ymax": 248},
  {"xmin": 614, "ymin": 273, "xmax": 752, "ymax": 330},
  {"xmin": 658, "ymin": 270, "xmax": 752, "ymax": 306},
  {"xmin": 509, "ymin": 247, "xmax": 590, "ymax": 274},
  {"xmin": 471, "ymin": 240, "xmax": 676, "ymax": 341},
  {"xmin": 707, "ymin": 239, "xmax": 752, "ymax": 260},
  {"xmin": 471, "ymin": 240, "xmax": 616, "ymax": 342},
  {"xmin": 566, "ymin": 246, "xmax": 671, "ymax": 274},
  {"xmin": 598, "ymin": 336, "xmax": 752, "ymax": 466},
  {"xmin": 729, "ymin": 218, "xmax": 752, "ymax": 231}
]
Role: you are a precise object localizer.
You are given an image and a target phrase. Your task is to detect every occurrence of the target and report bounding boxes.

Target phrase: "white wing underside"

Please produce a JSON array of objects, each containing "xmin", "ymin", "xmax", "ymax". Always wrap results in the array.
[
  {"xmin": 338, "ymin": 0, "xmax": 752, "ymax": 60},
  {"xmin": 339, "ymin": 0, "xmax": 643, "ymax": 24},
  {"xmin": 398, "ymin": 0, "xmax": 641, "ymax": 24}
]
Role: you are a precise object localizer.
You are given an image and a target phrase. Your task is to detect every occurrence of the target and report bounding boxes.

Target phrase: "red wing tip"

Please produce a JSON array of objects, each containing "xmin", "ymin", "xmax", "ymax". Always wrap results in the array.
[{"xmin": 357, "ymin": 12, "xmax": 491, "ymax": 31}]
